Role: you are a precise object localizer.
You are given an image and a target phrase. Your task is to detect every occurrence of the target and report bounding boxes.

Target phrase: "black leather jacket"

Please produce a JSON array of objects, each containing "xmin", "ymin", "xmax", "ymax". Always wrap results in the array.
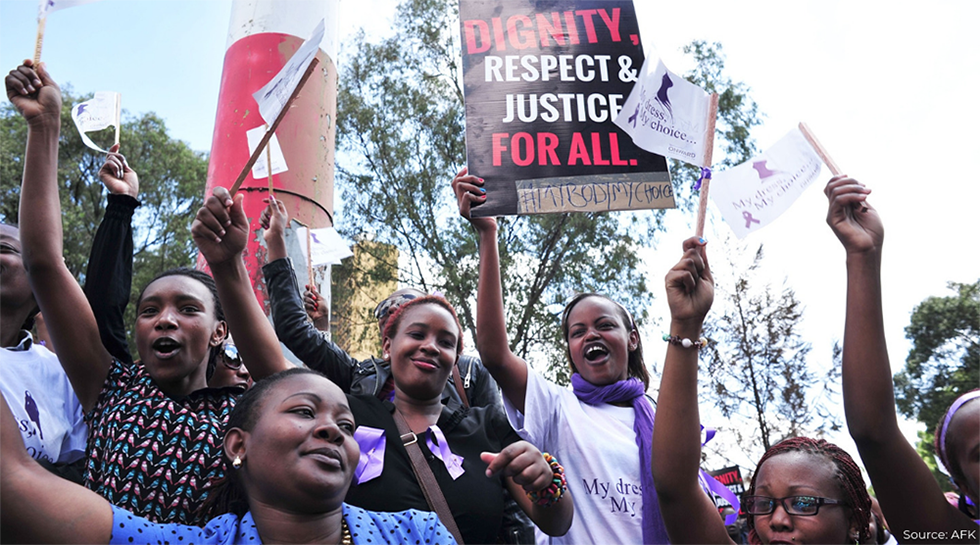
[{"xmin": 262, "ymin": 257, "xmax": 503, "ymax": 412}]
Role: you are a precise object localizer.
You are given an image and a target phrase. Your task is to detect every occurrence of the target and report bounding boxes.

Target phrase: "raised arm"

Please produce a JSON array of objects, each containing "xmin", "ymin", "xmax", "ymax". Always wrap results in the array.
[
  {"xmin": 1, "ymin": 391, "xmax": 112, "ymax": 544},
  {"xmin": 651, "ymin": 236, "xmax": 732, "ymax": 545},
  {"xmin": 258, "ymin": 198, "xmax": 357, "ymax": 389},
  {"xmin": 826, "ymin": 176, "xmax": 975, "ymax": 535},
  {"xmin": 454, "ymin": 168, "xmax": 529, "ymax": 412},
  {"xmin": 7, "ymin": 61, "xmax": 111, "ymax": 412},
  {"xmin": 191, "ymin": 187, "xmax": 291, "ymax": 381},
  {"xmin": 83, "ymin": 144, "xmax": 140, "ymax": 365}
]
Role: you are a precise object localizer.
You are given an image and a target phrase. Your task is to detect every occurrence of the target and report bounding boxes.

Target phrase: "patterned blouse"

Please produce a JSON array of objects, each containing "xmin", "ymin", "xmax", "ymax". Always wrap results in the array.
[{"xmin": 85, "ymin": 359, "xmax": 240, "ymax": 526}]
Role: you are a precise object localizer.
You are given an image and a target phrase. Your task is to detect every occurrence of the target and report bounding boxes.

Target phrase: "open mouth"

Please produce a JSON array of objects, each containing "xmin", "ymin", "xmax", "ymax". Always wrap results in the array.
[
  {"xmin": 584, "ymin": 343, "xmax": 609, "ymax": 363},
  {"xmin": 151, "ymin": 337, "xmax": 181, "ymax": 358}
]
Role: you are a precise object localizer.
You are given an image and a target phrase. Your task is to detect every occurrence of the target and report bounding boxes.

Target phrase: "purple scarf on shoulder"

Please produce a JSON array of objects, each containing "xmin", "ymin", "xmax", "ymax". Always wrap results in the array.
[{"xmin": 572, "ymin": 374, "xmax": 669, "ymax": 544}]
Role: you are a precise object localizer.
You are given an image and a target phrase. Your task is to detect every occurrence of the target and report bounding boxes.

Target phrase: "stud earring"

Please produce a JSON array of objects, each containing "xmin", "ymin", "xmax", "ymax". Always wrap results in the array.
[{"xmin": 232, "ymin": 455, "xmax": 242, "ymax": 469}]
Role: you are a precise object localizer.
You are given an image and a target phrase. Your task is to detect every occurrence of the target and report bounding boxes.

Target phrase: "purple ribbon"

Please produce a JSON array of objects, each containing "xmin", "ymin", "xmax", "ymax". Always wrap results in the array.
[
  {"xmin": 938, "ymin": 390, "xmax": 980, "ymax": 473},
  {"xmin": 353, "ymin": 426, "xmax": 386, "ymax": 484},
  {"xmin": 571, "ymin": 374, "xmax": 669, "ymax": 545},
  {"xmin": 700, "ymin": 425, "xmax": 740, "ymax": 525},
  {"xmin": 742, "ymin": 210, "xmax": 761, "ymax": 228},
  {"xmin": 426, "ymin": 426, "xmax": 465, "ymax": 480},
  {"xmin": 694, "ymin": 167, "xmax": 711, "ymax": 191}
]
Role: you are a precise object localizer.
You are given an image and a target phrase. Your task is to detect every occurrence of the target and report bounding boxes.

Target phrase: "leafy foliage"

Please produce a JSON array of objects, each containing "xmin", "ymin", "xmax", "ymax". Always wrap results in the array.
[
  {"xmin": 702, "ymin": 245, "xmax": 840, "ymax": 460},
  {"xmin": 335, "ymin": 0, "xmax": 762, "ymax": 382},
  {"xmin": 894, "ymin": 280, "xmax": 979, "ymax": 489},
  {"xmin": 1, "ymin": 86, "xmax": 208, "ymax": 355}
]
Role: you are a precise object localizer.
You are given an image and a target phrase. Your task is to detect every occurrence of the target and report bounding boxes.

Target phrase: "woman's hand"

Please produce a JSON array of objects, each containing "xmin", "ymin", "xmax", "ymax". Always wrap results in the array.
[
  {"xmin": 98, "ymin": 144, "xmax": 139, "ymax": 198},
  {"xmin": 481, "ymin": 441, "xmax": 553, "ymax": 493},
  {"xmin": 453, "ymin": 166, "xmax": 497, "ymax": 233},
  {"xmin": 260, "ymin": 195, "xmax": 289, "ymax": 245},
  {"xmin": 825, "ymin": 175, "xmax": 883, "ymax": 255},
  {"xmin": 191, "ymin": 187, "xmax": 249, "ymax": 266},
  {"xmin": 5, "ymin": 61, "xmax": 61, "ymax": 128},
  {"xmin": 665, "ymin": 237, "xmax": 714, "ymax": 327}
]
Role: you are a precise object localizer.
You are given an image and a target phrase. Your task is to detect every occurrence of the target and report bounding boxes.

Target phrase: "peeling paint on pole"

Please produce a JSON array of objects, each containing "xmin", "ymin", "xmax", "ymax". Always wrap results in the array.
[{"xmin": 201, "ymin": 0, "xmax": 339, "ymax": 310}]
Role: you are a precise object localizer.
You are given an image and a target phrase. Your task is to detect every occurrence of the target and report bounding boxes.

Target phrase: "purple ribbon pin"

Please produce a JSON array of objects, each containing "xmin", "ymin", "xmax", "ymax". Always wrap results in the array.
[
  {"xmin": 742, "ymin": 210, "xmax": 761, "ymax": 229},
  {"xmin": 694, "ymin": 167, "xmax": 711, "ymax": 192},
  {"xmin": 353, "ymin": 426, "xmax": 386, "ymax": 484},
  {"xmin": 426, "ymin": 426, "xmax": 465, "ymax": 480}
]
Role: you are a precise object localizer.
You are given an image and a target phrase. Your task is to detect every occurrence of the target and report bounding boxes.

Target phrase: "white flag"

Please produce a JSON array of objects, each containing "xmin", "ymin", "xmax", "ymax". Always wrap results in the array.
[
  {"xmin": 71, "ymin": 91, "xmax": 120, "ymax": 153},
  {"xmin": 614, "ymin": 57, "xmax": 713, "ymax": 167},
  {"xmin": 245, "ymin": 125, "xmax": 288, "ymax": 179},
  {"xmin": 709, "ymin": 127, "xmax": 822, "ymax": 239},
  {"xmin": 252, "ymin": 19, "xmax": 324, "ymax": 126},
  {"xmin": 38, "ymin": 0, "xmax": 102, "ymax": 20},
  {"xmin": 296, "ymin": 227, "xmax": 353, "ymax": 267}
]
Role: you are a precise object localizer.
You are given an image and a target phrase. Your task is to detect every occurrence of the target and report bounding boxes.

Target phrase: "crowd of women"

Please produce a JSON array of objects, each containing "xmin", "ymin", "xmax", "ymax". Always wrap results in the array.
[{"xmin": 1, "ymin": 59, "xmax": 976, "ymax": 545}]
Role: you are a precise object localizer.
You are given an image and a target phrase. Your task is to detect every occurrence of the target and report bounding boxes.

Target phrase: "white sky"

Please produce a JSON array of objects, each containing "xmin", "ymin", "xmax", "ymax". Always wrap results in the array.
[{"xmin": 2, "ymin": 0, "xmax": 978, "ymax": 470}]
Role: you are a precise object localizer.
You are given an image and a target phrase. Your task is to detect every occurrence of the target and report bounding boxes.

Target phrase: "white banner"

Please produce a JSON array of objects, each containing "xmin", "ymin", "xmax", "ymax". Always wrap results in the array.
[
  {"xmin": 38, "ymin": 0, "xmax": 102, "ymax": 20},
  {"xmin": 252, "ymin": 18, "xmax": 324, "ymax": 126},
  {"xmin": 710, "ymin": 127, "xmax": 822, "ymax": 238},
  {"xmin": 296, "ymin": 226, "xmax": 353, "ymax": 267},
  {"xmin": 70, "ymin": 91, "xmax": 119, "ymax": 153},
  {"xmin": 245, "ymin": 125, "xmax": 288, "ymax": 179},
  {"xmin": 615, "ymin": 57, "xmax": 713, "ymax": 167}
]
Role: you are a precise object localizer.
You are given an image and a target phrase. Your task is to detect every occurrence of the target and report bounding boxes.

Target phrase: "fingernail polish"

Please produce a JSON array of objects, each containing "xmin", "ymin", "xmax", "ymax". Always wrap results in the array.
[
  {"xmin": 479, "ymin": 188, "xmax": 486, "ymax": 194},
  {"xmin": 699, "ymin": 237, "xmax": 706, "ymax": 244}
]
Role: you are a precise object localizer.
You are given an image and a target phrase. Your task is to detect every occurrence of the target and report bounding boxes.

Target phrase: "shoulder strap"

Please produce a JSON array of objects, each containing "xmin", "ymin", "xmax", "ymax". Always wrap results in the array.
[
  {"xmin": 392, "ymin": 410, "xmax": 466, "ymax": 545},
  {"xmin": 451, "ymin": 363, "xmax": 470, "ymax": 409}
]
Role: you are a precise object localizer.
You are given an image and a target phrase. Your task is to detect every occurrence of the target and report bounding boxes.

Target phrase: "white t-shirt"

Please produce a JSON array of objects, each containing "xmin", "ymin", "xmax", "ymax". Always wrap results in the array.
[
  {"xmin": 504, "ymin": 363, "xmax": 649, "ymax": 545},
  {"xmin": 1, "ymin": 333, "xmax": 87, "ymax": 464}
]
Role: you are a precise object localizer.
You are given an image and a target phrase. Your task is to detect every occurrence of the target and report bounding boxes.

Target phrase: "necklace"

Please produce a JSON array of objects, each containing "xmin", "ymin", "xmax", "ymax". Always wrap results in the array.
[{"xmin": 341, "ymin": 518, "xmax": 353, "ymax": 545}]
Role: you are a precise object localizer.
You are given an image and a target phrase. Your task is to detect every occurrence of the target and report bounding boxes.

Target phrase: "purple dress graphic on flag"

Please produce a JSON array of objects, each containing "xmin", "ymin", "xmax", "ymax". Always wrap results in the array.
[
  {"xmin": 655, "ymin": 72, "xmax": 673, "ymax": 121},
  {"xmin": 752, "ymin": 160, "xmax": 780, "ymax": 180}
]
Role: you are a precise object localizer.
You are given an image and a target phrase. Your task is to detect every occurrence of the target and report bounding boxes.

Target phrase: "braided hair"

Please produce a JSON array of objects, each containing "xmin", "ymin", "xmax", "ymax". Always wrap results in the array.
[{"xmin": 746, "ymin": 437, "xmax": 872, "ymax": 544}]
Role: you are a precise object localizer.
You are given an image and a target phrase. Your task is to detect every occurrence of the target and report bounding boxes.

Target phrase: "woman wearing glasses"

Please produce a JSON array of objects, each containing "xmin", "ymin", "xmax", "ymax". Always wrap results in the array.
[
  {"xmin": 650, "ymin": 233, "xmax": 874, "ymax": 544},
  {"xmin": 208, "ymin": 336, "xmax": 253, "ymax": 390}
]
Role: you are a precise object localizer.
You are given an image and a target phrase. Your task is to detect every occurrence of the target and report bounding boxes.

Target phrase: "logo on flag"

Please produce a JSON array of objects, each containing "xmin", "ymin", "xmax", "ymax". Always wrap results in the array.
[
  {"xmin": 615, "ymin": 57, "xmax": 713, "ymax": 167},
  {"xmin": 38, "ymin": 0, "xmax": 101, "ymax": 20},
  {"xmin": 709, "ymin": 127, "xmax": 823, "ymax": 239},
  {"xmin": 71, "ymin": 91, "xmax": 120, "ymax": 153},
  {"xmin": 296, "ymin": 227, "xmax": 353, "ymax": 267},
  {"xmin": 252, "ymin": 19, "xmax": 324, "ymax": 126}
]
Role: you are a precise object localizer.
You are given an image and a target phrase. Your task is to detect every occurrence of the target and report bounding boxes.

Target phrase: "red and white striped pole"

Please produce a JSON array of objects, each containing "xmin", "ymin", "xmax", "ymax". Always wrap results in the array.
[{"xmin": 201, "ymin": 0, "xmax": 339, "ymax": 311}]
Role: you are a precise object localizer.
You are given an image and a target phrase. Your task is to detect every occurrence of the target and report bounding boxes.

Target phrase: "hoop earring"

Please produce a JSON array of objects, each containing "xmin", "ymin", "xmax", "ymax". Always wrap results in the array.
[{"xmin": 232, "ymin": 455, "xmax": 242, "ymax": 469}]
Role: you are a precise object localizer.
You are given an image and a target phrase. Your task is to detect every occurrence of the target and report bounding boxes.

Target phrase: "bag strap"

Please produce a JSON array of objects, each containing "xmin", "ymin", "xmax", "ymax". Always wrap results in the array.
[
  {"xmin": 392, "ymin": 409, "xmax": 466, "ymax": 545},
  {"xmin": 451, "ymin": 363, "xmax": 470, "ymax": 409}
]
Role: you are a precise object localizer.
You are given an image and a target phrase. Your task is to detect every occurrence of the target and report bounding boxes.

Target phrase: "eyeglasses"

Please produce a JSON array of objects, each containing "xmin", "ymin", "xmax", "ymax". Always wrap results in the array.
[
  {"xmin": 220, "ymin": 344, "xmax": 243, "ymax": 370},
  {"xmin": 744, "ymin": 495, "xmax": 847, "ymax": 516},
  {"xmin": 373, "ymin": 293, "xmax": 419, "ymax": 322}
]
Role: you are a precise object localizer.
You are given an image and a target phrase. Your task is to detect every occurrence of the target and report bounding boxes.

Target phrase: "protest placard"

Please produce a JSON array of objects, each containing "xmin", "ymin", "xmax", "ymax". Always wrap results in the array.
[{"xmin": 460, "ymin": 0, "xmax": 673, "ymax": 217}]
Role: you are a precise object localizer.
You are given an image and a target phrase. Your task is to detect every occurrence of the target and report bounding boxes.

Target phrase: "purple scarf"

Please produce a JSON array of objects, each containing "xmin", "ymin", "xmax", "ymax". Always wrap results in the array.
[{"xmin": 572, "ymin": 374, "xmax": 669, "ymax": 544}]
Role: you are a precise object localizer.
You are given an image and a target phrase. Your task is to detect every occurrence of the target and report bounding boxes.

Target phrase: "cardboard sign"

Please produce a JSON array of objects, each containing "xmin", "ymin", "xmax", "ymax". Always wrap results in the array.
[{"xmin": 460, "ymin": 0, "xmax": 672, "ymax": 217}]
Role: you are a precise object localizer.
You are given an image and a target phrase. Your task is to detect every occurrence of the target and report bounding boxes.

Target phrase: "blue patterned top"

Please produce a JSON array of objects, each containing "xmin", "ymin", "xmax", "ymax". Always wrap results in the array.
[
  {"xmin": 110, "ymin": 503, "xmax": 458, "ymax": 544},
  {"xmin": 86, "ymin": 359, "xmax": 239, "ymax": 526}
]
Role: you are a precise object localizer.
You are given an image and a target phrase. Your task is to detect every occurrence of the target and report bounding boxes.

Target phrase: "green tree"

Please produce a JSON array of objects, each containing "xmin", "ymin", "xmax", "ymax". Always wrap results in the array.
[
  {"xmin": 702, "ymin": 245, "xmax": 840, "ymax": 460},
  {"xmin": 1, "ymin": 86, "xmax": 208, "ymax": 356},
  {"xmin": 335, "ymin": 0, "xmax": 761, "ymax": 381},
  {"xmin": 894, "ymin": 280, "xmax": 980, "ymax": 490}
]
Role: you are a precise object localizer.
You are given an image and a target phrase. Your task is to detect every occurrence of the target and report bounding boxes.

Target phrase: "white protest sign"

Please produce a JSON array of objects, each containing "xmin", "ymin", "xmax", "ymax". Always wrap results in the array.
[
  {"xmin": 245, "ymin": 125, "xmax": 288, "ymax": 179},
  {"xmin": 296, "ymin": 226, "xmax": 353, "ymax": 267},
  {"xmin": 710, "ymin": 127, "xmax": 822, "ymax": 238},
  {"xmin": 615, "ymin": 57, "xmax": 713, "ymax": 167},
  {"xmin": 252, "ymin": 18, "xmax": 324, "ymax": 126},
  {"xmin": 38, "ymin": 0, "xmax": 102, "ymax": 20},
  {"xmin": 71, "ymin": 91, "xmax": 120, "ymax": 153}
]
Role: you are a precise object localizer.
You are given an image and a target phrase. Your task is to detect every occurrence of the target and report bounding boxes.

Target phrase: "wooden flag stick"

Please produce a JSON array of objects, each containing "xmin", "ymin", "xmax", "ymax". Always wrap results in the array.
[
  {"xmin": 113, "ymin": 93, "xmax": 121, "ymax": 146},
  {"xmin": 798, "ymin": 122, "xmax": 841, "ymax": 176},
  {"xmin": 695, "ymin": 92, "xmax": 719, "ymax": 238},
  {"xmin": 306, "ymin": 227, "xmax": 314, "ymax": 290},
  {"xmin": 229, "ymin": 57, "xmax": 320, "ymax": 195},
  {"xmin": 33, "ymin": 17, "xmax": 46, "ymax": 66},
  {"xmin": 265, "ymin": 122, "xmax": 274, "ymax": 195}
]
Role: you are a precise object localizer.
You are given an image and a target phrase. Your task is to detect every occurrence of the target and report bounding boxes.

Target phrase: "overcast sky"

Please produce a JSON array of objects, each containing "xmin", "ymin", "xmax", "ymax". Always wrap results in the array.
[{"xmin": 2, "ymin": 0, "xmax": 977, "ymax": 469}]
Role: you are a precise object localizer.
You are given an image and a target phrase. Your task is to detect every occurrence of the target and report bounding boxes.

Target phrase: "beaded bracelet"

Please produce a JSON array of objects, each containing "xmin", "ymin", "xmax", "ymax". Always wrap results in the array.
[
  {"xmin": 527, "ymin": 453, "xmax": 567, "ymax": 507},
  {"xmin": 663, "ymin": 334, "xmax": 708, "ymax": 349}
]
